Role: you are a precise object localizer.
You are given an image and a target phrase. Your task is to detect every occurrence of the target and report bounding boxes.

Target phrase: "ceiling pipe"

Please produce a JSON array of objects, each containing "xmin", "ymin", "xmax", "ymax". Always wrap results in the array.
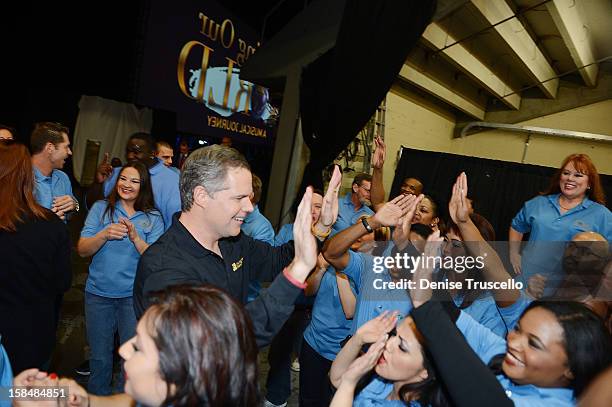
[{"xmin": 455, "ymin": 121, "xmax": 612, "ymax": 143}]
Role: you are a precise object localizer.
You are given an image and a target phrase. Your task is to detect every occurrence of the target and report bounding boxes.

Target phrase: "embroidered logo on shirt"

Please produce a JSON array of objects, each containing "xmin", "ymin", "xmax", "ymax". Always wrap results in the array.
[
  {"xmin": 232, "ymin": 257, "xmax": 244, "ymax": 271},
  {"xmin": 573, "ymin": 220, "xmax": 590, "ymax": 231}
]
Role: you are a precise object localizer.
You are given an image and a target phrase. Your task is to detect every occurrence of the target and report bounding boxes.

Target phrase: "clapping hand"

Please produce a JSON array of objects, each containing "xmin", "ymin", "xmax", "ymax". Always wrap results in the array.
[
  {"xmin": 104, "ymin": 222, "xmax": 128, "ymax": 241},
  {"xmin": 119, "ymin": 217, "xmax": 140, "ymax": 243}
]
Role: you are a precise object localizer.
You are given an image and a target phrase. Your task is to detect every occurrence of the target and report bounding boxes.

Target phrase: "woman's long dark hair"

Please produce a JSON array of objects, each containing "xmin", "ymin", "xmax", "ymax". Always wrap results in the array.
[
  {"xmin": 148, "ymin": 285, "xmax": 260, "ymax": 406},
  {"xmin": 103, "ymin": 162, "xmax": 156, "ymax": 221},
  {"xmin": 398, "ymin": 325, "xmax": 451, "ymax": 407}
]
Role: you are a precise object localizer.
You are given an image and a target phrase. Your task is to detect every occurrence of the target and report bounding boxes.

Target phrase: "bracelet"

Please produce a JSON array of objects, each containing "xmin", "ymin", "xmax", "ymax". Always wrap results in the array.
[
  {"xmin": 283, "ymin": 267, "xmax": 308, "ymax": 289},
  {"xmin": 311, "ymin": 223, "xmax": 332, "ymax": 239},
  {"xmin": 361, "ymin": 217, "xmax": 373, "ymax": 233}
]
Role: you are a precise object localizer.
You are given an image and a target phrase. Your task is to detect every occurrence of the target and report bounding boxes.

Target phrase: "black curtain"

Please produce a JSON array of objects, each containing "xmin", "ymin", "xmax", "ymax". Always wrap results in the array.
[
  {"xmin": 297, "ymin": 0, "xmax": 437, "ymax": 194},
  {"xmin": 391, "ymin": 147, "xmax": 612, "ymax": 240}
]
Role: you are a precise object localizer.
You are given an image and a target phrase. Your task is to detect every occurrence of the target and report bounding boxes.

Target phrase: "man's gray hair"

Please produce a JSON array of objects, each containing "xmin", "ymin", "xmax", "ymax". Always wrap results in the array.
[{"xmin": 180, "ymin": 145, "xmax": 250, "ymax": 211}]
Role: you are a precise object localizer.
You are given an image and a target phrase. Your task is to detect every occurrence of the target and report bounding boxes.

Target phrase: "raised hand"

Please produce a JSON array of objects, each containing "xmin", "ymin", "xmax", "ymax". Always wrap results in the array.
[
  {"xmin": 355, "ymin": 311, "xmax": 398, "ymax": 345},
  {"xmin": 95, "ymin": 152, "xmax": 113, "ymax": 183},
  {"xmin": 410, "ymin": 230, "xmax": 444, "ymax": 307},
  {"xmin": 371, "ymin": 136, "xmax": 386, "ymax": 170},
  {"xmin": 448, "ymin": 172, "xmax": 470, "ymax": 224},
  {"xmin": 372, "ymin": 194, "xmax": 413, "ymax": 227},
  {"xmin": 104, "ymin": 223, "xmax": 128, "ymax": 241},
  {"xmin": 340, "ymin": 333, "xmax": 387, "ymax": 386},
  {"xmin": 392, "ymin": 194, "xmax": 424, "ymax": 249},
  {"xmin": 293, "ymin": 187, "xmax": 318, "ymax": 274},
  {"xmin": 317, "ymin": 165, "xmax": 342, "ymax": 230}
]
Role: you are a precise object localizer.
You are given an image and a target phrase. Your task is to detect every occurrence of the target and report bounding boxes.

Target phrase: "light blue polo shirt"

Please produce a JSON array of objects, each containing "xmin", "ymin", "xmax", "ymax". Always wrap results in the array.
[
  {"xmin": 349, "ymin": 250, "xmax": 413, "ymax": 334},
  {"xmin": 333, "ymin": 193, "xmax": 374, "ymax": 234},
  {"xmin": 241, "ymin": 205, "xmax": 275, "ymax": 302},
  {"xmin": 0, "ymin": 337, "xmax": 12, "ymax": 407},
  {"xmin": 511, "ymin": 194, "xmax": 612, "ymax": 242},
  {"xmin": 303, "ymin": 265, "xmax": 358, "ymax": 360},
  {"xmin": 33, "ymin": 167, "xmax": 75, "ymax": 209},
  {"xmin": 81, "ymin": 200, "xmax": 164, "ymax": 298},
  {"xmin": 354, "ymin": 376, "xmax": 420, "ymax": 406},
  {"xmin": 274, "ymin": 223, "xmax": 294, "ymax": 246},
  {"xmin": 456, "ymin": 311, "xmax": 575, "ymax": 407},
  {"xmin": 104, "ymin": 159, "xmax": 180, "ymax": 230},
  {"xmin": 511, "ymin": 194, "xmax": 611, "ymax": 294},
  {"xmin": 454, "ymin": 292, "xmax": 508, "ymax": 337}
]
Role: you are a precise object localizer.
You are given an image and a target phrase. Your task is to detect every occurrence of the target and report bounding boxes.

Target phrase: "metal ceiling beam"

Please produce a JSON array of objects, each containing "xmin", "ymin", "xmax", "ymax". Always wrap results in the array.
[
  {"xmin": 469, "ymin": 0, "xmax": 559, "ymax": 98},
  {"xmin": 546, "ymin": 0, "xmax": 598, "ymax": 87},
  {"xmin": 421, "ymin": 23, "xmax": 521, "ymax": 110},
  {"xmin": 399, "ymin": 64, "xmax": 486, "ymax": 119}
]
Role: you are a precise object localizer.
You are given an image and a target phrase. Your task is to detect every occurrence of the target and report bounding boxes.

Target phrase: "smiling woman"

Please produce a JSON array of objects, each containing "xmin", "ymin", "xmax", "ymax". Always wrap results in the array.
[
  {"xmin": 509, "ymin": 154, "xmax": 612, "ymax": 297},
  {"xmin": 77, "ymin": 161, "xmax": 164, "ymax": 395}
]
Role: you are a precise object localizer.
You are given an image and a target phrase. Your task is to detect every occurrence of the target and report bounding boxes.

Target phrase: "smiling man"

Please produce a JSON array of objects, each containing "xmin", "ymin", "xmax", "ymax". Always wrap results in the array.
[
  {"xmin": 133, "ymin": 145, "xmax": 341, "ymax": 347},
  {"xmin": 30, "ymin": 122, "xmax": 78, "ymax": 220}
]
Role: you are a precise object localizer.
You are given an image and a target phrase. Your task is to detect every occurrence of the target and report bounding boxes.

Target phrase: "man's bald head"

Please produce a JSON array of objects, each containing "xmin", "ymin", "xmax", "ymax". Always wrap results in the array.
[{"xmin": 572, "ymin": 231, "xmax": 607, "ymax": 243}]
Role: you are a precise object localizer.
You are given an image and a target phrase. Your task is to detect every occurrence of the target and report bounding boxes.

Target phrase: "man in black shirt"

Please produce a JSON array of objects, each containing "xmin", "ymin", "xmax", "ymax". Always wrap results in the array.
[{"xmin": 133, "ymin": 145, "xmax": 341, "ymax": 347}]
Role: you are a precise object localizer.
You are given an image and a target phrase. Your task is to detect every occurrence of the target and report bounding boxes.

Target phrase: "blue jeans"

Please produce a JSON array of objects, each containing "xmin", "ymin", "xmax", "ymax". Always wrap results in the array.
[{"xmin": 85, "ymin": 292, "xmax": 137, "ymax": 395}]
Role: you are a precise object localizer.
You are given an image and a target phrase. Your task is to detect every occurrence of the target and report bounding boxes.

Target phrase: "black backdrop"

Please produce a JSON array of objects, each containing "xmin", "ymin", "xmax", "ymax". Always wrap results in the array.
[{"xmin": 390, "ymin": 147, "xmax": 612, "ymax": 240}]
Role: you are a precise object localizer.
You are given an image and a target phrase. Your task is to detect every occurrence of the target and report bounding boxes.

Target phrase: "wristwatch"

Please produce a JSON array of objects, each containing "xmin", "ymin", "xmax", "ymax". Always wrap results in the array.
[
  {"xmin": 361, "ymin": 217, "xmax": 373, "ymax": 233},
  {"xmin": 73, "ymin": 197, "xmax": 80, "ymax": 213}
]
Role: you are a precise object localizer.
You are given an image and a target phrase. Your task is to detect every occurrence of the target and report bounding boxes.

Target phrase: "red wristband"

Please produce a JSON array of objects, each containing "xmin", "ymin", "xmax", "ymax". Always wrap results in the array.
[{"xmin": 283, "ymin": 267, "xmax": 308, "ymax": 289}]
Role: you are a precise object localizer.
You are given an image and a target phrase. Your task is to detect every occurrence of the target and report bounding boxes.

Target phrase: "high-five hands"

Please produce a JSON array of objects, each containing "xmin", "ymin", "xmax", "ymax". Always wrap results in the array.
[{"xmin": 392, "ymin": 194, "xmax": 424, "ymax": 250}]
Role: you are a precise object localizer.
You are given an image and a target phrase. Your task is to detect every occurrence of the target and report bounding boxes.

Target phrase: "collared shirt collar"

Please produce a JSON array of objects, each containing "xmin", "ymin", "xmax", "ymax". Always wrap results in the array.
[
  {"xmin": 548, "ymin": 193, "xmax": 594, "ymax": 212},
  {"xmin": 343, "ymin": 192, "xmax": 359, "ymax": 207},
  {"xmin": 170, "ymin": 213, "xmax": 224, "ymax": 259},
  {"xmin": 148, "ymin": 158, "xmax": 164, "ymax": 175},
  {"xmin": 505, "ymin": 379, "xmax": 575, "ymax": 404},
  {"xmin": 33, "ymin": 166, "xmax": 53, "ymax": 182}
]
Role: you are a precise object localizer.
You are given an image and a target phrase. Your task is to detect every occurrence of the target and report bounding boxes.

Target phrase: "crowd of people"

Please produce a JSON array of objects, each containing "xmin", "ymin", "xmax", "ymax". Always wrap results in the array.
[{"xmin": 0, "ymin": 124, "xmax": 611, "ymax": 407}]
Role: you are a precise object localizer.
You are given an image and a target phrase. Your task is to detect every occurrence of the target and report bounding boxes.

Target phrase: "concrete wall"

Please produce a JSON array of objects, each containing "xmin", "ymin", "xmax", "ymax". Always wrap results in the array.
[{"xmin": 383, "ymin": 90, "xmax": 612, "ymax": 193}]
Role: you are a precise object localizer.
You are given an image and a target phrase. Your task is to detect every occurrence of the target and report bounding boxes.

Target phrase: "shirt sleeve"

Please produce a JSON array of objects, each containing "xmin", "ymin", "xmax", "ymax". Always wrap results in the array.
[
  {"xmin": 245, "ymin": 234, "xmax": 295, "ymax": 282},
  {"xmin": 455, "ymin": 310, "xmax": 507, "ymax": 364},
  {"xmin": 343, "ymin": 250, "xmax": 364, "ymax": 289},
  {"xmin": 511, "ymin": 199, "xmax": 534, "ymax": 234},
  {"xmin": 273, "ymin": 224, "xmax": 292, "ymax": 247},
  {"xmin": 145, "ymin": 212, "xmax": 165, "ymax": 244},
  {"xmin": 80, "ymin": 201, "xmax": 106, "ymax": 237},
  {"xmin": 245, "ymin": 273, "xmax": 302, "ymax": 348}
]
